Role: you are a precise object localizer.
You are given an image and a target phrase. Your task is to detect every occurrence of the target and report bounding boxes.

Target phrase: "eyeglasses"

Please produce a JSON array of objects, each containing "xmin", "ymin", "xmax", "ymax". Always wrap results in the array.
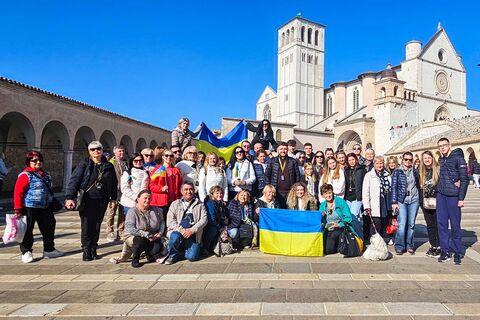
[
  {"xmin": 133, "ymin": 158, "xmax": 143, "ymax": 162},
  {"xmin": 143, "ymin": 154, "xmax": 154, "ymax": 157},
  {"xmin": 164, "ymin": 154, "xmax": 174, "ymax": 158},
  {"xmin": 438, "ymin": 144, "xmax": 449, "ymax": 148},
  {"xmin": 172, "ymin": 150, "xmax": 181, "ymax": 154},
  {"xmin": 89, "ymin": 147, "xmax": 102, "ymax": 152},
  {"xmin": 30, "ymin": 159, "xmax": 42, "ymax": 163},
  {"xmin": 403, "ymin": 158, "xmax": 413, "ymax": 162},
  {"xmin": 353, "ymin": 147, "xmax": 361, "ymax": 151}
]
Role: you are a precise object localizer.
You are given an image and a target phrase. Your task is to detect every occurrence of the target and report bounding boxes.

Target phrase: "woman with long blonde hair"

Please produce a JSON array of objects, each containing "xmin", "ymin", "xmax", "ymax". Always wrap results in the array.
[
  {"xmin": 286, "ymin": 182, "xmax": 317, "ymax": 211},
  {"xmin": 320, "ymin": 157, "xmax": 345, "ymax": 202},
  {"xmin": 418, "ymin": 150, "xmax": 441, "ymax": 258},
  {"xmin": 198, "ymin": 152, "xmax": 228, "ymax": 202}
]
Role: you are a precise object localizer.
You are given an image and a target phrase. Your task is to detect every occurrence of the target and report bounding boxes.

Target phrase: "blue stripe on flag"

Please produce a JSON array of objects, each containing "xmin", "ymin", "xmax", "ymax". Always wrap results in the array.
[{"xmin": 259, "ymin": 208, "xmax": 323, "ymax": 233}]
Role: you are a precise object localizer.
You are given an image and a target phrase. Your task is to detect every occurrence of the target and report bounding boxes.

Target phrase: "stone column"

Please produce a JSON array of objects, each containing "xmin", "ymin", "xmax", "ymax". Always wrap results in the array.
[{"xmin": 63, "ymin": 150, "xmax": 73, "ymax": 192}]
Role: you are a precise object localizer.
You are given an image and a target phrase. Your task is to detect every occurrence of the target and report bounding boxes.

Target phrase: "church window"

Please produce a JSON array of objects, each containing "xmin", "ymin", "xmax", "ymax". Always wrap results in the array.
[
  {"xmin": 315, "ymin": 30, "xmax": 319, "ymax": 46},
  {"xmin": 286, "ymin": 30, "xmax": 290, "ymax": 45},
  {"xmin": 263, "ymin": 105, "xmax": 271, "ymax": 121},
  {"xmin": 276, "ymin": 129, "xmax": 282, "ymax": 142},
  {"xmin": 285, "ymin": 56, "xmax": 289, "ymax": 64},
  {"xmin": 307, "ymin": 55, "xmax": 312, "ymax": 63},
  {"xmin": 325, "ymin": 95, "xmax": 333, "ymax": 117},
  {"xmin": 301, "ymin": 53, "xmax": 306, "ymax": 62},
  {"xmin": 285, "ymin": 94, "xmax": 289, "ymax": 102},
  {"xmin": 353, "ymin": 87, "xmax": 359, "ymax": 111},
  {"xmin": 314, "ymin": 56, "xmax": 318, "ymax": 65},
  {"xmin": 301, "ymin": 26, "xmax": 305, "ymax": 42},
  {"xmin": 281, "ymin": 58, "xmax": 284, "ymax": 66},
  {"xmin": 307, "ymin": 28, "xmax": 312, "ymax": 44},
  {"xmin": 380, "ymin": 87, "xmax": 386, "ymax": 98},
  {"xmin": 393, "ymin": 86, "xmax": 398, "ymax": 97},
  {"xmin": 281, "ymin": 32, "xmax": 285, "ymax": 46},
  {"xmin": 265, "ymin": 93, "xmax": 270, "ymax": 100},
  {"xmin": 291, "ymin": 27, "xmax": 294, "ymax": 42},
  {"xmin": 290, "ymin": 53, "xmax": 293, "ymax": 62},
  {"xmin": 438, "ymin": 49, "xmax": 447, "ymax": 64}
]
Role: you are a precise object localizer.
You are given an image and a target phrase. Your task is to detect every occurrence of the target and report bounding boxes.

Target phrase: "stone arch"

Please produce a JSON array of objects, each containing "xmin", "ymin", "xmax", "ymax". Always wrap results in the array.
[
  {"xmin": 40, "ymin": 121, "xmax": 70, "ymax": 191},
  {"xmin": 336, "ymin": 130, "xmax": 362, "ymax": 153},
  {"xmin": 99, "ymin": 130, "xmax": 117, "ymax": 155},
  {"xmin": 150, "ymin": 140, "xmax": 158, "ymax": 149},
  {"xmin": 263, "ymin": 105, "xmax": 271, "ymax": 121},
  {"xmin": 434, "ymin": 105, "xmax": 451, "ymax": 121},
  {"xmin": 275, "ymin": 129, "xmax": 282, "ymax": 142},
  {"xmin": 0, "ymin": 112, "xmax": 36, "ymax": 192},
  {"xmin": 120, "ymin": 135, "xmax": 134, "ymax": 156},
  {"xmin": 73, "ymin": 126, "xmax": 96, "ymax": 167},
  {"xmin": 136, "ymin": 138, "xmax": 147, "ymax": 153}
]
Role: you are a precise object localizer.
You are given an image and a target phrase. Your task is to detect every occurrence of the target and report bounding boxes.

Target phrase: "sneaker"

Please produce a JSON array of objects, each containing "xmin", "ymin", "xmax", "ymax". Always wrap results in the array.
[
  {"xmin": 438, "ymin": 251, "xmax": 451, "ymax": 263},
  {"xmin": 395, "ymin": 251, "xmax": 403, "ymax": 255},
  {"xmin": 407, "ymin": 249, "xmax": 415, "ymax": 255},
  {"xmin": 433, "ymin": 248, "xmax": 441, "ymax": 257},
  {"xmin": 387, "ymin": 239, "xmax": 394, "ymax": 246},
  {"xmin": 454, "ymin": 253, "xmax": 462, "ymax": 265},
  {"xmin": 43, "ymin": 249, "xmax": 64, "ymax": 259},
  {"xmin": 106, "ymin": 233, "xmax": 116, "ymax": 242},
  {"xmin": 425, "ymin": 247, "xmax": 436, "ymax": 257},
  {"xmin": 164, "ymin": 257, "xmax": 175, "ymax": 265},
  {"xmin": 131, "ymin": 259, "xmax": 142, "ymax": 268},
  {"xmin": 21, "ymin": 251, "xmax": 34, "ymax": 263}
]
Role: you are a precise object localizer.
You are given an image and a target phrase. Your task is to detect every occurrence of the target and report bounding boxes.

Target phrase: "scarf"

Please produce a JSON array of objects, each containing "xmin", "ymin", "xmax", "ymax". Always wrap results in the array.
[{"xmin": 375, "ymin": 169, "xmax": 391, "ymax": 195}]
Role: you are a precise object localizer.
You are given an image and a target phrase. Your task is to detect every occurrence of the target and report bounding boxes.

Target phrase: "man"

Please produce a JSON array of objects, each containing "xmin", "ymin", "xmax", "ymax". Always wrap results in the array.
[
  {"xmin": 296, "ymin": 152, "xmax": 306, "ymax": 179},
  {"xmin": 106, "ymin": 145, "xmax": 128, "ymax": 241},
  {"xmin": 165, "ymin": 181, "xmax": 207, "ymax": 264},
  {"xmin": 170, "ymin": 145, "xmax": 182, "ymax": 164},
  {"xmin": 364, "ymin": 148, "xmax": 375, "ymax": 172},
  {"xmin": 287, "ymin": 139, "xmax": 297, "ymax": 158},
  {"xmin": 265, "ymin": 142, "xmax": 301, "ymax": 207},
  {"xmin": 304, "ymin": 142, "xmax": 314, "ymax": 163},
  {"xmin": 353, "ymin": 143, "xmax": 366, "ymax": 165},
  {"xmin": 253, "ymin": 142, "xmax": 263, "ymax": 154},
  {"xmin": 325, "ymin": 148, "xmax": 334, "ymax": 159},
  {"xmin": 436, "ymin": 137, "xmax": 468, "ymax": 265},
  {"xmin": 241, "ymin": 140, "xmax": 253, "ymax": 161}
]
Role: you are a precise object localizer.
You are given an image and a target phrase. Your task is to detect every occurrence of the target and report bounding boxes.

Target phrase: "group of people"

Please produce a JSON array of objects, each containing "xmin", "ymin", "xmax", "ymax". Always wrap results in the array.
[{"xmin": 10, "ymin": 117, "xmax": 469, "ymax": 267}]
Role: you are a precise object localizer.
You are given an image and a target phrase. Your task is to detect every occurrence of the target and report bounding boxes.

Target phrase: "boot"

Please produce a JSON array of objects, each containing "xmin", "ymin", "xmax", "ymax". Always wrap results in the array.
[
  {"xmin": 82, "ymin": 247, "xmax": 93, "ymax": 261},
  {"xmin": 91, "ymin": 247, "xmax": 100, "ymax": 260},
  {"xmin": 131, "ymin": 259, "xmax": 141, "ymax": 268}
]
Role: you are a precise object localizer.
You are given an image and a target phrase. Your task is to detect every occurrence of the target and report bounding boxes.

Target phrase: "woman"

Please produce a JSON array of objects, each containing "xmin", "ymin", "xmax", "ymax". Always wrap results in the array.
[
  {"xmin": 414, "ymin": 158, "xmax": 421, "ymax": 170},
  {"xmin": 336, "ymin": 151, "xmax": 347, "ymax": 169},
  {"xmin": 218, "ymin": 157, "xmax": 227, "ymax": 172},
  {"xmin": 391, "ymin": 152, "xmax": 420, "ymax": 255},
  {"xmin": 153, "ymin": 146, "xmax": 164, "ymax": 165},
  {"xmin": 303, "ymin": 162, "xmax": 319, "ymax": 200},
  {"xmin": 149, "ymin": 150, "xmax": 182, "ymax": 219},
  {"xmin": 120, "ymin": 153, "xmax": 149, "ymax": 216},
  {"xmin": 227, "ymin": 190, "xmax": 256, "ymax": 248},
  {"xmin": 65, "ymin": 141, "xmax": 117, "ymax": 261},
  {"xmin": 344, "ymin": 153, "xmax": 365, "ymax": 237},
  {"xmin": 253, "ymin": 185, "xmax": 281, "ymax": 222},
  {"xmin": 286, "ymin": 182, "xmax": 317, "ymax": 211},
  {"xmin": 386, "ymin": 156, "xmax": 398, "ymax": 175},
  {"xmin": 176, "ymin": 146, "xmax": 200, "ymax": 193},
  {"xmin": 171, "ymin": 117, "xmax": 202, "ymax": 152},
  {"xmin": 197, "ymin": 151, "xmax": 206, "ymax": 170},
  {"xmin": 124, "ymin": 190, "xmax": 165, "ymax": 268},
  {"xmin": 198, "ymin": 152, "xmax": 228, "ymax": 202},
  {"xmin": 314, "ymin": 151, "xmax": 325, "ymax": 177},
  {"xmin": 319, "ymin": 183, "xmax": 358, "ymax": 255},
  {"xmin": 252, "ymin": 149, "xmax": 268, "ymax": 198},
  {"xmin": 362, "ymin": 155, "xmax": 392, "ymax": 241},
  {"xmin": 14, "ymin": 151, "xmax": 63, "ymax": 263},
  {"xmin": 320, "ymin": 157, "xmax": 345, "ymax": 201},
  {"xmin": 202, "ymin": 186, "xmax": 229, "ymax": 253},
  {"xmin": 418, "ymin": 150, "xmax": 441, "ymax": 257},
  {"xmin": 248, "ymin": 119, "xmax": 278, "ymax": 151},
  {"xmin": 226, "ymin": 146, "xmax": 256, "ymax": 201},
  {"xmin": 141, "ymin": 148, "xmax": 156, "ymax": 174}
]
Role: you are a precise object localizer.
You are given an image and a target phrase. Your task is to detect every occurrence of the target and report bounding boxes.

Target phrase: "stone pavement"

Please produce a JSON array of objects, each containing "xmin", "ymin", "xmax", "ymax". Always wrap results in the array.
[{"xmin": 0, "ymin": 187, "xmax": 479, "ymax": 319}]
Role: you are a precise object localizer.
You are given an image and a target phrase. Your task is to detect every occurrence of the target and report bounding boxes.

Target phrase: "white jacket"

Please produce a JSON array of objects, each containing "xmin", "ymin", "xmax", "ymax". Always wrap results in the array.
[
  {"xmin": 320, "ymin": 169, "xmax": 345, "ymax": 198},
  {"xmin": 176, "ymin": 160, "xmax": 199, "ymax": 192},
  {"xmin": 362, "ymin": 169, "xmax": 391, "ymax": 217},
  {"xmin": 198, "ymin": 165, "xmax": 228, "ymax": 202},
  {"xmin": 226, "ymin": 159, "xmax": 256, "ymax": 192},
  {"xmin": 120, "ymin": 168, "xmax": 149, "ymax": 208}
]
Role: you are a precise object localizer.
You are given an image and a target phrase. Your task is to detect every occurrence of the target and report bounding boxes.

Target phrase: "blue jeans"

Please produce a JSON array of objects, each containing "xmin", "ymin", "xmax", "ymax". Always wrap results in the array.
[
  {"xmin": 168, "ymin": 231, "xmax": 200, "ymax": 262},
  {"xmin": 395, "ymin": 202, "xmax": 419, "ymax": 252},
  {"xmin": 346, "ymin": 200, "xmax": 363, "ymax": 238},
  {"xmin": 436, "ymin": 193, "xmax": 464, "ymax": 255},
  {"xmin": 202, "ymin": 224, "xmax": 219, "ymax": 252}
]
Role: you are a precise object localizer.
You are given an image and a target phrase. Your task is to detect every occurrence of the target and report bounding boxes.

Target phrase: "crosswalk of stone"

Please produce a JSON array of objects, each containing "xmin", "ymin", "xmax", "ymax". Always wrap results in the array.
[{"xmin": 0, "ymin": 187, "xmax": 479, "ymax": 318}]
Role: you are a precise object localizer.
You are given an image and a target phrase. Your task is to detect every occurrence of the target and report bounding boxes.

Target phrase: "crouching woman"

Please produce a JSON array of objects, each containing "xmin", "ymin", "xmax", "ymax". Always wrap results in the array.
[{"xmin": 319, "ymin": 183, "xmax": 358, "ymax": 255}]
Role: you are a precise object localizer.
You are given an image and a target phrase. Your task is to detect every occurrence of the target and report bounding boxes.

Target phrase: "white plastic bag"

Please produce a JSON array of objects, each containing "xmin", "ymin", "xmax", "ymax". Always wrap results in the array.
[
  {"xmin": 362, "ymin": 233, "xmax": 389, "ymax": 261},
  {"xmin": 2, "ymin": 214, "xmax": 27, "ymax": 244}
]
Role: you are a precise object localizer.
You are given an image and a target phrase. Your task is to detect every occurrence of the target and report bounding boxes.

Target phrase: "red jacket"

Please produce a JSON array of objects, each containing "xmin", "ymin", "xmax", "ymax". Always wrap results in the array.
[
  {"xmin": 14, "ymin": 167, "xmax": 47, "ymax": 210},
  {"xmin": 149, "ymin": 164, "xmax": 182, "ymax": 207}
]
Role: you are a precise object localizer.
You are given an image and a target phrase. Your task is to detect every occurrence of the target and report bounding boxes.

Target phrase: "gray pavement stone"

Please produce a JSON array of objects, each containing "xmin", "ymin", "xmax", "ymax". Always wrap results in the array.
[
  {"xmin": 262, "ymin": 302, "xmax": 326, "ymax": 315},
  {"xmin": 128, "ymin": 303, "xmax": 198, "ymax": 316},
  {"xmin": 151, "ymin": 280, "xmax": 209, "ymax": 290},
  {"xmin": 196, "ymin": 302, "xmax": 261, "ymax": 316},
  {"xmin": 57, "ymin": 303, "xmax": 136, "ymax": 316},
  {"xmin": 286, "ymin": 289, "xmax": 339, "ymax": 302},
  {"xmin": 335, "ymin": 289, "xmax": 393, "ymax": 303},
  {"xmin": 272, "ymin": 263, "xmax": 312, "ymax": 273},
  {"xmin": 385, "ymin": 302, "xmax": 452, "ymax": 315},
  {"xmin": 9, "ymin": 304, "xmax": 67, "ymax": 317},
  {"xmin": 39, "ymin": 281, "xmax": 102, "ymax": 291},
  {"xmin": 0, "ymin": 290, "xmax": 65, "ymax": 303},
  {"xmin": 179, "ymin": 289, "xmax": 236, "ymax": 303},
  {"xmin": 233, "ymin": 288, "xmax": 286, "ymax": 303}
]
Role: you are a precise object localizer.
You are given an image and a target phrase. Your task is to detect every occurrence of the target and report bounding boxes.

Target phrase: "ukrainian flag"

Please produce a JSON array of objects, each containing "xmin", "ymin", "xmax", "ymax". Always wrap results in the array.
[
  {"xmin": 259, "ymin": 208, "xmax": 324, "ymax": 257},
  {"xmin": 196, "ymin": 121, "xmax": 248, "ymax": 162}
]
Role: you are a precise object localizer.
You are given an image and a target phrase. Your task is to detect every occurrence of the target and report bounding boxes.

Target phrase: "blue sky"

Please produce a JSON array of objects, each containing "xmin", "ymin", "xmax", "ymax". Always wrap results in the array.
[{"xmin": 1, "ymin": 1, "xmax": 479, "ymax": 130}]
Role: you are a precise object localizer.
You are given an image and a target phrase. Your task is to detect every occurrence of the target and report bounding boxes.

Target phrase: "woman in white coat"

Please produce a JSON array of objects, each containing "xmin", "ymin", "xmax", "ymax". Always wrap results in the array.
[
  {"xmin": 362, "ymin": 155, "xmax": 392, "ymax": 241},
  {"xmin": 176, "ymin": 146, "xmax": 200, "ymax": 194},
  {"xmin": 198, "ymin": 152, "xmax": 228, "ymax": 202},
  {"xmin": 120, "ymin": 153, "xmax": 149, "ymax": 214},
  {"xmin": 226, "ymin": 146, "xmax": 256, "ymax": 201},
  {"xmin": 319, "ymin": 157, "xmax": 345, "ymax": 203}
]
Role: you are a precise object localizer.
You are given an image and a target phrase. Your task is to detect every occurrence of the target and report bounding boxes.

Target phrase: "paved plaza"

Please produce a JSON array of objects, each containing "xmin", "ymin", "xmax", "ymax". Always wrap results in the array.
[{"xmin": 0, "ymin": 188, "xmax": 479, "ymax": 319}]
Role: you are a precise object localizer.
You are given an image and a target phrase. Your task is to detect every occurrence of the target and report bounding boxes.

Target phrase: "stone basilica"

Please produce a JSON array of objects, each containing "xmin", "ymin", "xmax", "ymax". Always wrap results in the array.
[{"xmin": 221, "ymin": 16, "xmax": 480, "ymax": 156}]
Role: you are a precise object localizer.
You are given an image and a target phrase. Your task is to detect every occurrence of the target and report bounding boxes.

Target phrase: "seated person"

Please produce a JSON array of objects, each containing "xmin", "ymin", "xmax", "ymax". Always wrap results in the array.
[
  {"xmin": 286, "ymin": 182, "xmax": 318, "ymax": 211},
  {"xmin": 227, "ymin": 190, "xmax": 257, "ymax": 248},
  {"xmin": 318, "ymin": 183, "xmax": 358, "ymax": 255},
  {"xmin": 124, "ymin": 190, "xmax": 165, "ymax": 268},
  {"xmin": 253, "ymin": 184, "xmax": 280, "ymax": 223},
  {"xmin": 202, "ymin": 185, "xmax": 229, "ymax": 254},
  {"xmin": 165, "ymin": 181, "xmax": 208, "ymax": 264}
]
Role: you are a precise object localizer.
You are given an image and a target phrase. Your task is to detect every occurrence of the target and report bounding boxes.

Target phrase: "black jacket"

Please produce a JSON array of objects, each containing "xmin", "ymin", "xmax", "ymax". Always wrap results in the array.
[
  {"xmin": 437, "ymin": 148, "xmax": 468, "ymax": 200},
  {"xmin": 247, "ymin": 122, "xmax": 278, "ymax": 151},
  {"xmin": 344, "ymin": 165, "xmax": 366, "ymax": 202},
  {"xmin": 66, "ymin": 157, "xmax": 118, "ymax": 201},
  {"xmin": 265, "ymin": 156, "xmax": 300, "ymax": 189}
]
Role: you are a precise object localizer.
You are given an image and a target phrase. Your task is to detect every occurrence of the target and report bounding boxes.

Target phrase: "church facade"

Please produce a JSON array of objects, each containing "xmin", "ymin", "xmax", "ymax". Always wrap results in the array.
[{"xmin": 254, "ymin": 16, "xmax": 479, "ymax": 154}]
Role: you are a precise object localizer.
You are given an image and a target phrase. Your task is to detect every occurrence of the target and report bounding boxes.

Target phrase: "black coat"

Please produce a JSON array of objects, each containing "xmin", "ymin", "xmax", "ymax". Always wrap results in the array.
[
  {"xmin": 265, "ymin": 156, "xmax": 301, "ymax": 190},
  {"xmin": 344, "ymin": 165, "xmax": 366, "ymax": 202},
  {"xmin": 437, "ymin": 148, "xmax": 469, "ymax": 200}
]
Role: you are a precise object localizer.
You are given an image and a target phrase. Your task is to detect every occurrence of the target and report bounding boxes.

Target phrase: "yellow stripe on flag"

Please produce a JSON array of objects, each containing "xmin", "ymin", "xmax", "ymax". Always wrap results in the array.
[
  {"xmin": 259, "ymin": 229, "xmax": 324, "ymax": 257},
  {"xmin": 197, "ymin": 140, "xmax": 243, "ymax": 163}
]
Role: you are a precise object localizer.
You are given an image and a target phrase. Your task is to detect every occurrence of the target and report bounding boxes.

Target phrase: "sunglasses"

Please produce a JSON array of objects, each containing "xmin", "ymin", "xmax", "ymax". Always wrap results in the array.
[
  {"xmin": 188, "ymin": 152, "xmax": 198, "ymax": 155},
  {"xmin": 353, "ymin": 147, "xmax": 361, "ymax": 150},
  {"xmin": 235, "ymin": 151, "xmax": 244, "ymax": 154},
  {"xmin": 164, "ymin": 154, "xmax": 174, "ymax": 158},
  {"xmin": 315, "ymin": 155, "xmax": 324, "ymax": 158},
  {"xmin": 172, "ymin": 150, "xmax": 181, "ymax": 154},
  {"xmin": 133, "ymin": 158, "xmax": 143, "ymax": 162},
  {"xmin": 30, "ymin": 159, "xmax": 43, "ymax": 163},
  {"xmin": 262, "ymin": 123, "xmax": 269, "ymax": 126},
  {"xmin": 403, "ymin": 158, "xmax": 413, "ymax": 162},
  {"xmin": 89, "ymin": 147, "xmax": 102, "ymax": 152},
  {"xmin": 143, "ymin": 154, "xmax": 154, "ymax": 157}
]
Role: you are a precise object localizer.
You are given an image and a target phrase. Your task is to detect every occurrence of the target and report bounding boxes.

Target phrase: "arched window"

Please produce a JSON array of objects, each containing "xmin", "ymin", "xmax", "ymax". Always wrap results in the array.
[
  {"xmin": 325, "ymin": 95, "xmax": 333, "ymax": 117},
  {"xmin": 314, "ymin": 30, "xmax": 319, "ymax": 45},
  {"xmin": 275, "ymin": 129, "xmax": 282, "ymax": 142},
  {"xmin": 286, "ymin": 29, "xmax": 290, "ymax": 45},
  {"xmin": 263, "ymin": 105, "xmax": 271, "ymax": 121},
  {"xmin": 353, "ymin": 87, "xmax": 359, "ymax": 111},
  {"xmin": 301, "ymin": 26, "xmax": 305, "ymax": 42},
  {"xmin": 291, "ymin": 27, "xmax": 294, "ymax": 42},
  {"xmin": 307, "ymin": 28, "xmax": 312, "ymax": 44},
  {"xmin": 281, "ymin": 32, "xmax": 285, "ymax": 46},
  {"xmin": 380, "ymin": 87, "xmax": 386, "ymax": 98},
  {"xmin": 393, "ymin": 86, "xmax": 398, "ymax": 97}
]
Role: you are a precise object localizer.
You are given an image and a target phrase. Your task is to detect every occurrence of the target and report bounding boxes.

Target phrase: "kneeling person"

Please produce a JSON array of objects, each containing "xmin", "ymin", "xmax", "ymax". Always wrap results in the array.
[{"xmin": 166, "ymin": 181, "xmax": 207, "ymax": 264}]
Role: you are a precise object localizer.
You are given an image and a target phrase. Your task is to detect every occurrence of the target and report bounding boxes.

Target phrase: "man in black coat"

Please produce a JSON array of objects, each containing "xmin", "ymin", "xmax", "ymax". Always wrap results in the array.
[{"xmin": 265, "ymin": 142, "xmax": 301, "ymax": 208}]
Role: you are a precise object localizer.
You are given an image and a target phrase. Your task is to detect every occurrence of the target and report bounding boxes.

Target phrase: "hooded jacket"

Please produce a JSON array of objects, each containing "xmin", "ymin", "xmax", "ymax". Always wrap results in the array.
[{"xmin": 437, "ymin": 148, "xmax": 468, "ymax": 200}]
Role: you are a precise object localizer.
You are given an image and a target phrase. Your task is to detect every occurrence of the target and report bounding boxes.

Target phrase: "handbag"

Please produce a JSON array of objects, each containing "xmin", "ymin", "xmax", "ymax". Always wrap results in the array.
[
  {"xmin": 213, "ymin": 229, "xmax": 235, "ymax": 257},
  {"xmin": 75, "ymin": 172, "xmax": 104, "ymax": 211},
  {"xmin": 386, "ymin": 216, "xmax": 398, "ymax": 235},
  {"xmin": 337, "ymin": 224, "xmax": 361, "ymax": 257},
  {"xmin": 423, "ymin": 197, "xmax": 436, "ymax": 209},
  {"xmin": 238, "ymin": 223, "xmax": 253, "ymax": 247}
]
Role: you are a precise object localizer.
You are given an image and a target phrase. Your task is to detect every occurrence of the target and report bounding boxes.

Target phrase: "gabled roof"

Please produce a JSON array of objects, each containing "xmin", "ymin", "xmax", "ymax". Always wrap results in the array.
[
  {"xmin": 277, "ymin": 16, "xmax": 326, "ymax": 31},
  {"xmin": 256, "ymin": 85, "xmax": 277, "ymax": 104}
]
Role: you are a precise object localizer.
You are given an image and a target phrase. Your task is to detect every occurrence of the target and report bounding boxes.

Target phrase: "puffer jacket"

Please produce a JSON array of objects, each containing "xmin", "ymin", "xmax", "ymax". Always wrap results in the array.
[
  {"xmin": 227, "ymin": 199, "xmax": 253, "ymax": 229},
  {"xmin": 120, "ymin": 168, "xmax": 149, "ymax": 208},
  {"xmin": 344, "ymin": 165, "xmax": 366, "ymax": 202},
  {"xmin": 391, "ymin": 167, "xmax": 419, "ymax": 204},
  {"xmin": 437, "ymin": 148, "xmax": 469, "ymax": 200},
  {"xmin": 265, "ymin": 156, "xmax": 301, "ymax": 189}
]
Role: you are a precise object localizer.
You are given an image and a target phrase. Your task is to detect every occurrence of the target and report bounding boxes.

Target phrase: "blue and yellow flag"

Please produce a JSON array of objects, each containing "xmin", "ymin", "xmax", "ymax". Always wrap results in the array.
[
  {"xmin": 259, "ymin": 208, "xmax": 324, "ymax": 257},
  {"xmin": 196, "ymin": 121, "xmax": 248, "ymax": 162}
]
